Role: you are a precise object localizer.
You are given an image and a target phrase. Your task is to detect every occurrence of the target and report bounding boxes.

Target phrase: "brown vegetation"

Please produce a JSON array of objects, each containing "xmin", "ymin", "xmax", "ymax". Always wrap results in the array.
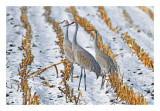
[
  {"xmin": 98, "ymin": 6, "xmax": 121, "ymax": 34},
  {"xmin": 137, "ymin": 6, "xmax": 154, "ymax": 21},
  {"xmin": 18, "ymin": 6, "xmax": 39, "ymax": 105},
  {"xmin": 124, "ymin": 32, "xmax": 154, "ymax": 71}
]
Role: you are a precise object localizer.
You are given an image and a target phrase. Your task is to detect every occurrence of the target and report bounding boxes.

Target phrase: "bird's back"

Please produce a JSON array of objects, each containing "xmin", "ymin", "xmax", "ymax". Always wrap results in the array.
[
  {"xmin": 63, "ymin": 38, "xmax": 74, "ymax": 63},
  {"xmin": 74, "ymin": 44, "xmax": 101, "ymax": 78},
  {"xmin": 95, "ymin": 48, "xmax": 117, "ymax": 75}
]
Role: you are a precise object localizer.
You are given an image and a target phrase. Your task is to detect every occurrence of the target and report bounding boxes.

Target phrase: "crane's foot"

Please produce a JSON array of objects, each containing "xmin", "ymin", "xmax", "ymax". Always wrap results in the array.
[
  {"xmin": 100, "ymin": 86, "xmax": 104, "ymax": 90},
  {"xmin": 100, "ymin": 82, "xmax": 105, "ymax": 90}
]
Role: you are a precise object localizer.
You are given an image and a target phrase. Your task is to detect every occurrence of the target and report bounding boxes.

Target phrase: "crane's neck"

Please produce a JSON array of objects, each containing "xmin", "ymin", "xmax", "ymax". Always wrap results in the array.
[
  {"xmin": 72, "ymin": 22, "xmax": 78, "ymax": 45},
  {"xmin": 64, "ymin": 25, "xmax": 69, "ymax": 40},
  {"xmin": 94, "ymin": 31, "xmax": 99, "ymax": 51}
]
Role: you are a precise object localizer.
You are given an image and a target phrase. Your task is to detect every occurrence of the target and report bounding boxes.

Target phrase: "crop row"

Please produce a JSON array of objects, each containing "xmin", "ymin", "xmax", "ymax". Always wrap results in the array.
[
  {"xmin": 137, "ymin": 6, "xmax": 154, "ymax": 21},
  {"xmin": 123, "ymin": 32, "xmax": 154, "ymax": 71},
  {"xmin": 18, "ymin": 6, "xmax": 39, "ymax": 105}
]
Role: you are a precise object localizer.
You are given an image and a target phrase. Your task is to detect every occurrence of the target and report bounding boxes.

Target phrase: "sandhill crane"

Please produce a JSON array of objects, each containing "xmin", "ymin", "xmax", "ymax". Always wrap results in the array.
[
  {"xmin": 59, "ymin": 20, "xmax": 74, "ymax": 82},
  {"xmin": 90, "ymin": 29, "xmax": 117, "ymax": 89},
  {"xmin": 64, "ymin": 22, "xmax": 101, "ymax": 91}
]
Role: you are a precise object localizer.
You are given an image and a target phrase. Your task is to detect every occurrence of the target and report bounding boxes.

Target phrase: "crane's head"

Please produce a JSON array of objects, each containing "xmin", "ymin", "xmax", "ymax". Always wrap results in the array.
[
  {"xmin": 59, "ymin": 20, "xmax": 69, "ymax": 25},
  {"xmin": 63, "ymin": 22, "xmax": 76, "ymax": 27}
]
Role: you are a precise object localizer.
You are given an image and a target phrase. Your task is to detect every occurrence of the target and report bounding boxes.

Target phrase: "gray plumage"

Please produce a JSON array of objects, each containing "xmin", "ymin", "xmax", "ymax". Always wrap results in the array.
[
  {"xmin": 67, "ymin": 22, "xmax": 101, "ymax": 91},
  {"xmin": 60, "ymin": 20, "xmax": 74, "ymax": 82},
  {"xmin": 93, "ymin": 30, "xmax": 117, "ymax": 89}
]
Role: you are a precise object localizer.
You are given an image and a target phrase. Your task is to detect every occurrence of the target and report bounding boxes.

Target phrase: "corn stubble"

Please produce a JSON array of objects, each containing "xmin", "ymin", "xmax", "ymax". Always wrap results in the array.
[
  {"xmin": 18, "ymin": 6, "xmax": 39, "ymax": 105},
  {"xmin": 137, "ymin": 6, "xmax": 154, "ymax": 21},
  {"xmin": 98, "ymin": 6, "xmax": 121, "ymax": 34},
  {"xmin": 123, "ymin": 32, "xmax": 154, "ymax": 71},
  {"xmin": 122, "ymin": 9, "xmax": 133, "ymax": 27},
  {"xmin": 122, "ymin": 8, "xmax": 153, "ymax": 38},
  {"xmin": 70, "ymin": 6, "xmax": 148, "ymax": 105},
  {"xmin": 44, "ymin": 6, "xmax": 86, "ymax": 105}
]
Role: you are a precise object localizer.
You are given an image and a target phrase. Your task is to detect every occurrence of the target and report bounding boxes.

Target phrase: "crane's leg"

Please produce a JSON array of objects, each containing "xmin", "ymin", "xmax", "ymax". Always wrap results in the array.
[
  {"xmin": 78, "ymin": 67, "xmax": 83, "ymax": 90},
  {"xmin": 101, "ymin": 72, "xmax": 105, "ymax": 89},
  {"xmin": 67, "ymin": 63, "xmax": 74, "ymax": 82},
  {"xmin": 67, "ymin": 63, "xmax": 71, "ymax": 81},
  {"xmin": 71, "ymin": 63, "xmax": 74, "ymax": 82},
  {"xmin": 84, "ymin": 68, "xmax": 86, "ymax": 91}
]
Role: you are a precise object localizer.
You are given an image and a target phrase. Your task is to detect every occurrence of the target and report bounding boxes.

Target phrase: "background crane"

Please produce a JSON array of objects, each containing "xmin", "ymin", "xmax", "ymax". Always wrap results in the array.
[
  {"xmin": 91, "ymin": 29, "xmax": 117, "ymax": 89},
  {"xmin": 59, "ymin": 20, "xmax": 74, "ymax": 82},
  {"xmin": 64, "ymin": 22, "xmax": 101, "ymax": 91}
]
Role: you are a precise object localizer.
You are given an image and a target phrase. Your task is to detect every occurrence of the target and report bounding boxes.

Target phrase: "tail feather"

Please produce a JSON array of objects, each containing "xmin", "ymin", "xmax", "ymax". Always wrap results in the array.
[{"xmin": 92, "ymin": 61, "xmax": 101, "ymax": 79}]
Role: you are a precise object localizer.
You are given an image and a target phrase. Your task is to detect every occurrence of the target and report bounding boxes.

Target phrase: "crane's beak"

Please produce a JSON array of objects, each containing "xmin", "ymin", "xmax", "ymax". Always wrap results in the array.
[
  {"xmin": 58, "ymin": 21, "xmax": 65, "ymax": 24},
  {"xmin": 63, "ymin": 23, "xmax": 71, "ymax": 27}
]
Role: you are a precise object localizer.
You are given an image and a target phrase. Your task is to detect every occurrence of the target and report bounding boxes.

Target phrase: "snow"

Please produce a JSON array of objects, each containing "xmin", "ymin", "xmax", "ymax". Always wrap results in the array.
[
  {"xmin": 6, "ymin": 6, "xmax": 154, "ymax": 105},
  {"xmin": 119, "ymin": 6, "xmax": 154, "ymax": 39},
  {"xmin": 146, "ymin": 6, "xmax": 154, "ymax": 13},
  {"xmin": 6, "ymin": 6, "xmax": 26, "ymax": 105}
]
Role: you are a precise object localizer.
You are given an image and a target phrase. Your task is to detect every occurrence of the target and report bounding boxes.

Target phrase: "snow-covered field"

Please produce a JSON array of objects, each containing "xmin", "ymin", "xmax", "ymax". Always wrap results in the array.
[{"xmin": 6, "ymin": 6, "xmax": 154, "ymax": 105}]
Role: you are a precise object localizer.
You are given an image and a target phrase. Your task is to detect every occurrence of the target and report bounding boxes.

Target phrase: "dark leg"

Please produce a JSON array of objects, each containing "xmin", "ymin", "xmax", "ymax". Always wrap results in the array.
[
  {"xmin": 101, "ymin": 72, "xmax": 104, "ymax": 89},
  {"xmin": 68, "ymin": 63, "xmax": 74, "ymax": 82},
  {"xmin": 84, "ymin": 69, "xmax": 86, "ymax": 91},
  {"xmin": 78, "ymin": 67, "xmax": 83, "ymax": 90},
  {"xmin": 67, "ymin": 63, "xmax": 71, "ymax": 81},
  {"xmin": 71, "ymin": 63, "xmax": 74, "ymax": 82}
]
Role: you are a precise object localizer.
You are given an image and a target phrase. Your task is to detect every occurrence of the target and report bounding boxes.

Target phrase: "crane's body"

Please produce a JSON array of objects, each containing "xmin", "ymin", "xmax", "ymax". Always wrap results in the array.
[
  {"xmin": 93, "ymin": 30, "xmax": 117, "ymax": 89},
  {"xmin": 60, "ymin": 20, "xmax": 74, "ymax": 82},
  {"xmin": 66, "ymin": 22, "xmax": 101, "ymax": 91}
]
